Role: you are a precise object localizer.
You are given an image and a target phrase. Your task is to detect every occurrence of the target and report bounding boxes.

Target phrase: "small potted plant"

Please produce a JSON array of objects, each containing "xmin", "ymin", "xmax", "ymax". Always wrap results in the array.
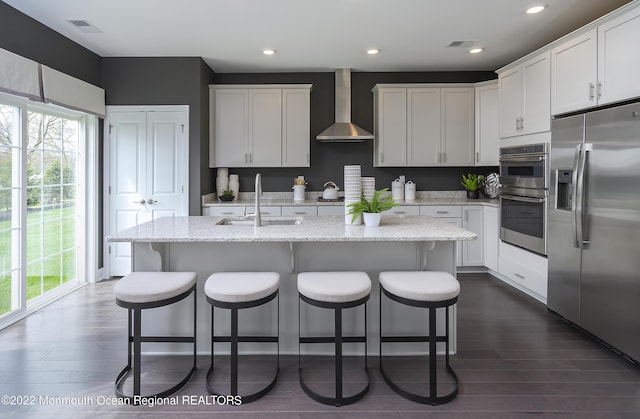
[
  {"xmin": 219, "ymin": 189, "xmax": 235, "ymax": 202},
  {"xmin": 461, "ymin": 173, "xmax": 484, "ymax": 199},
  {"xmin": 347, "ymin": 188, "xmax": 398, "ymax": 226}
]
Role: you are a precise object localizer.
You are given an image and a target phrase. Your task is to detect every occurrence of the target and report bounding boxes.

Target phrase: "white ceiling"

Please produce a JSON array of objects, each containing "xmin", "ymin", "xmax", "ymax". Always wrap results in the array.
[{"xmin": 3, "ymin": 0, "xmax": 633, "ymax": 73}]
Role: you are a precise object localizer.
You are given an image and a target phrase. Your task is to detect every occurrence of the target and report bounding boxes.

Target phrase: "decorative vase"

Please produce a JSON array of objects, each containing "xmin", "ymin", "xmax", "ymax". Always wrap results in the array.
[
  {"xmin": 363, "ymin": 212, "xmax": 381, "ymax": 227},
  {"xmin": 466, "ymin": 190, "xmax": 480, "ymax": 199}
]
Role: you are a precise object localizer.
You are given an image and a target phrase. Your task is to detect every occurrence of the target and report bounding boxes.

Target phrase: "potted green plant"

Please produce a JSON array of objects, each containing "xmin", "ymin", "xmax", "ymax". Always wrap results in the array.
[
  {"xmin": 219, "ymin": 189, "xmax": 235, "ymax": 202},
  {"xmin": 461, "ymin": 173, "xmax": 484, "ymax": 199},
  {"xmin": 347, "ymin": 188, "xmax": 398, "ymax": 226}
]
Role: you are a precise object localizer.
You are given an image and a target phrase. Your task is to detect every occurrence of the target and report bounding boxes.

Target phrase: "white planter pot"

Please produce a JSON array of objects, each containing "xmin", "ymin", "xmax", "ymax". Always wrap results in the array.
[{"xmin": 363, "ymin": 212, "xmax": 381, "ymax": 227}]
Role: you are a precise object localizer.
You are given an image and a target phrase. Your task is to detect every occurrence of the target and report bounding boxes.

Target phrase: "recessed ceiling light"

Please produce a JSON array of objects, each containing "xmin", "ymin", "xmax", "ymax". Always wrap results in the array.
[
  {"xmin": 469, "ymin": 48, "xmax": 484, "ymax": 54},
  {"xmin": 262, "ymin": 49, "xmax": 276, "ymax": 56},
  {"xmin": 366, "ymin": 49, "xmax": 380, "ymax": 55},
  {"xmin": 526, "ymin": 4, "xmax": 547, "ymax": 14}
]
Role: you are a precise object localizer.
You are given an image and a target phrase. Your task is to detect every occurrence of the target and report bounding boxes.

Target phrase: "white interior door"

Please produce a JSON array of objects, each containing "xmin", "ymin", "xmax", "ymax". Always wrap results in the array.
[{"xmin": 106, "ymin": 106, "xmax": 188, "ymax": 277}]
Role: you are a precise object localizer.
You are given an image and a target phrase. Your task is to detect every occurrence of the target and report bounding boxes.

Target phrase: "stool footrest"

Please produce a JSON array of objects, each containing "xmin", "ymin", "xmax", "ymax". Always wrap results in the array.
[
  {"xmin": 299, "ymin": 366, "xmax": 370, "ymax": 407},
  {"xmin": 213, "ymin": 336, "xmax": 278, "ymax": 343},
  {"xmin": 206, "ymin": 364, "xmax": 279, "ymax": 404},
  {"xmin": 300, "ymin": 336, "xmax": 366, "ymax": 344},
  {"xmin": 129, "ymin": 336, "xmax": 196, "ymax": 344},
  {"xmin": 381, "ymin": 335, "xmax": 448, "ymax": 344},
  {"xmin": 380, "ymin": 360, "xmax": 458, "ymax": 405}
]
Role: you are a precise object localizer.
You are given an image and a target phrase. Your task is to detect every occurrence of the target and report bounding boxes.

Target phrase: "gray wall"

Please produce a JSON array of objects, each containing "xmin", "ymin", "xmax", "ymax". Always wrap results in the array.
[
  {"xmin": 212, "ymin": 71, "xmax": 498, "ymax": 194},
  {"xmin": 102, "ymin": 57, "xmax": 216, "ymax": 215}
]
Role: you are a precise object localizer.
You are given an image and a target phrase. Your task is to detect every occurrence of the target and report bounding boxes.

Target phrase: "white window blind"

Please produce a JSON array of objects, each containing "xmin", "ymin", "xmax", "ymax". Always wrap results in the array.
[
  {"xmin": 0, "ymin": 48, "xmax": 41, "ymax": 101},
  {"xmin": 41, "ymin": 65, "xmax": 105, "ymax": 118}
]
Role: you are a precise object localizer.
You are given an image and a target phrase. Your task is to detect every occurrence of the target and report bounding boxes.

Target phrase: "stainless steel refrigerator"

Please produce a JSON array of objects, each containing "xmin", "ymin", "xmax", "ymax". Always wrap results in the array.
[{"xmin": 548, "ymin": 101, "xmax": 640, "ymax": 362}]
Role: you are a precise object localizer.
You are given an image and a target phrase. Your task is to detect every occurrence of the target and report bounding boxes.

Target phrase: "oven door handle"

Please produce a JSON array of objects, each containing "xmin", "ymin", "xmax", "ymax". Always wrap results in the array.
[
  {"xmin": 499, "ymin": 155, "xmax": 544, "ymax": 163},
  {"xmin": 501, "ymin": 194, "xmax": 545, "ymax": 204}
]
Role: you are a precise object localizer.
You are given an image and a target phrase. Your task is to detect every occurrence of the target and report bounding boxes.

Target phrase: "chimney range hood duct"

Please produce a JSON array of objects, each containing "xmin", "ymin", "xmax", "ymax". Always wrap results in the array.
[{"xmin": 316, "ymin": 69, "xmax": 374, "ymax": 142}]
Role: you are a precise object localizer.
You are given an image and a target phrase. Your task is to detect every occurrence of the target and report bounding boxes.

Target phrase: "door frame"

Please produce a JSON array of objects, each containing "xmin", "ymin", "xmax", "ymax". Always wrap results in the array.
[{"xmin": 103, "ymin": 105, "xmax": 189, "ymax": 278}]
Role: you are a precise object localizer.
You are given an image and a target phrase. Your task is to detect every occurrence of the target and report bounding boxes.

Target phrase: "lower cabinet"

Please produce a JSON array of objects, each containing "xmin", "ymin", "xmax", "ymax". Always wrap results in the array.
[
  {"xmin": 203, "ymin": 206, "xmax": 245, "ymax": 216},
  {"xmin": 282, "ymin": 206, "xmax": 317, "ymax": 216},
  {"xmin": 462, "ymin": 206, "xmax": 484, "ymax": 266},
  {"xmin": 498, "ymin": 241, "xmax": 548, "ymax": 303}
]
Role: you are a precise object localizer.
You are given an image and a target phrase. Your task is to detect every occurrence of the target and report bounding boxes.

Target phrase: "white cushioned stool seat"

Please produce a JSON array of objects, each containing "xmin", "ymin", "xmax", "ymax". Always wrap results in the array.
[
  {"xmin": 379, "ymin": 271, "xmax": 459, "ymax": 302},
  {"xmin": 298, "ymin": 271, "xmax": 371, "ymax": 303},
  {"xmin": 114, "ymin": 271, "xmax": 197, "ymax": 304},
  {"xmin": 205, "ymin": 272, "xmax": 279, "ymax": 303}
]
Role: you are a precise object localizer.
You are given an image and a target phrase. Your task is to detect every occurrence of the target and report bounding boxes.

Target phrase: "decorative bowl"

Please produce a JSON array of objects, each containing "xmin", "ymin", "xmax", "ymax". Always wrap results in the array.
[{"xmin": 219, "ymin": 195, "xmax": 235, "ymax": 202}]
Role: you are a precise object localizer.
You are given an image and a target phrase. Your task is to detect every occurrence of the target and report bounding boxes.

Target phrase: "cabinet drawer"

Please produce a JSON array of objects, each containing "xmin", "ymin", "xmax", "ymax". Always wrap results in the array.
[
  {"xmin": 387, "ymin": 205, "xmax": 420, "ymax": 216},
  {"xmin": 317, "ymin": 206, "xmax": 345, "ymax": 216},
  {"xmin": 420, "ymin": 205, "xmax": 462, "ymax": 217},
  {"xmin": 282, "ymin": 206, "xmax": 317, "ymax": 216},
  {"xmin": 498, "ymin": 256, "xmax": 547, "ymax": 300},
  {"xmin": 258, "ymin": 206, "xmax": 282, "ymax": 216},
  {"xmin": 206, "ymin": 206, "xmax": 245, "ymax": 216}
]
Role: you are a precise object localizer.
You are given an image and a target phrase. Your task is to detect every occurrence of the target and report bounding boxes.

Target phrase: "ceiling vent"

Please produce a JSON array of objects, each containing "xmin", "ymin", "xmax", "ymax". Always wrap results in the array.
[
  {"xmin": 67, "ymin": 19, "xmax": 102, "ymax": 33},
  {"xmin": 447, "ymin": 41, "xmax": 476, "ymax": 48}
]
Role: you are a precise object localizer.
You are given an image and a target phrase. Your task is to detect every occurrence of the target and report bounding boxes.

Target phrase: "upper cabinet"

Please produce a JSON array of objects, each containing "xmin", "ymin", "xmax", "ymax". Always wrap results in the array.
[
  {"xmin": 474, "ymin": 81, "xmax": 499, "ymax": 166},
  {"xmin": 209, "ymin": 85, "xmax": 311, "ymax": 168},
  {"xmin": 373, "ymin": 84, "xmax": 474, "ymax": 167},
  {"xmin": 551, "ymin": 6, "xmax": 640, "ymax": 115},
  {"xmin": 498, "ymin": 50, "xmax": 551, "ymax": 138}
]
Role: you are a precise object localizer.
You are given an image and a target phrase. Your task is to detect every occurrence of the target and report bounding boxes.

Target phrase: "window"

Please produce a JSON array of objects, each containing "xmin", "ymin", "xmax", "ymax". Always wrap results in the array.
[{"xmin": 0, "ymin": 94, "xmax": 94, "ymax": 325}]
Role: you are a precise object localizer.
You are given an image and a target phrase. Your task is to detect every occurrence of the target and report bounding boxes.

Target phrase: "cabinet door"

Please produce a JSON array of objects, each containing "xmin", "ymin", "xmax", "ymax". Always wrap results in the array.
[
  {"xmin": 249, "ymin": 89, "xmax": 282, "ymax": 167},
  {"xmin": 598, "ymin": 6, "xmax": 640, "ymax": 106},
  {"xmin": 374, "ymin": 88, "xmax": 407, "ymax": 166},
  {"xmin": 282, "ymin": 88, "xmax": 310, "ymax": 167},
  {"xmin": 484, "ymin": 206, "xmax": 498, "ymax": 271},
  {"xmin": 442, "ymin": 218, "xmax": 463, "ymax": 267},
  {"xmin": 214, "ymin": 89, "xmax": 249, "ymax": 167},
  {"xmin": 441, "ymin": 88, "xmax": 474, "ymax": 166},
  {"xmin": 407, "ymin": 88, "xmax": 440, "ymax": 166},
  {"xmin": 498, "ymin": 67, "xmax": 523, "ymax": 138},
  {"xmin": 522, "ymin": 51, "xmax": 550, "ymax": 134},
  {"xmin": 551, "ymin": 29, "xmax": 598, "ymax": 115},
  {"xmin": 474, "ymin": 83, "xmax": 499, "ymax": 166},
  {"xmin": 462, "ymin": 206, "xmax": 484, "ymax": 266}
]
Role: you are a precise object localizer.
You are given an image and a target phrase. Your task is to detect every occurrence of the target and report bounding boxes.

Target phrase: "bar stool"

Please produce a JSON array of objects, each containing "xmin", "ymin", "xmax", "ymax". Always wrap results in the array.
[
  {"xmin": 379, "ymin": 271, "xmax": 460, "ymax": 405},
  {"xmin": 113, "ymin": 271, "xmax": 197, "ymax": 402},
  {"xmin": 204, "ymin": 272, "xmax": 280, "ymax": 403},
  {"xmin": 297, "ymin": 271, "xmax": 371, "ymax": 406}
]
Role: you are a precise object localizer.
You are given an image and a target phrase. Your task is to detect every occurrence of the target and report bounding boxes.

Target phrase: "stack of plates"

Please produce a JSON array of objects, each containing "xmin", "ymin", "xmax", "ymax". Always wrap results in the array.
[{"xmin": 344, "ymin": 165, "xmax": 362, "ymax": 225}]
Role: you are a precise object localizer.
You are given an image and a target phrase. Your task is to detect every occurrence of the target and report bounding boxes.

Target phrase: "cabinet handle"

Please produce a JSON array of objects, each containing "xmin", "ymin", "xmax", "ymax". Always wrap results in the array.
[
  {"xmin": 244, "ymin": 153, "xmax": 248, "ymax": 163},
  {"xmin": 476, "ymin": 152, "xmax": 479, "ymax": 163},
  {"xmin": 520, "ymin": 118, "xmax": 524, "ymax": 130},
  {"xmin": 514, "ymin": 272, "xmax": 525, "ymax": 280},
  {"xmin": 395, "ymin": 211, "xmax": 406, "ymax": 214},
  {"xmin": 596, "ymin": 82, "xmax": 602, "ymax": 99},
  {"xmin": 249, "ymin": 153, "xmax": 252, "ymax": 163},
  {"xmin": 436, "ymin": 211, "xmax": 449, "ymax": 214},
  {"xmin": 147, "ymin": 199, "xmax": 157, "ymax": 205},
  {"xmin": 441, "ymin": 152, "xmax": 446, "ymax": 163},
  {"xmin": 589, "ymin": 83, "xmax": 595, "ymax": 101},
  {"xmin": 222, "ymin": 211, "xmax": 234, "ymax": 215},
  {"xmin": 294, "ymin": 211, "xmax": 306, "ymax": 215},
  {"xmin": 132, "ymin": 199, "xmax": 146, "ymax": 205}
]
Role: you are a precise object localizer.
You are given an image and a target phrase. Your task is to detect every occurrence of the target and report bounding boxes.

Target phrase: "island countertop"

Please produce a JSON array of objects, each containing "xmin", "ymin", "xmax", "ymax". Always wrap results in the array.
[{"xmin": 106, "ymin": 215, "xmax": 477, "ymax": 243}]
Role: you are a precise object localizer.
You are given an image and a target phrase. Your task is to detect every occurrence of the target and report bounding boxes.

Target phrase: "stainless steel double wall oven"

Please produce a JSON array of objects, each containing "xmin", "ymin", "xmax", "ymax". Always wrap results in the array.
[{"xmin": 499, "ymin": 143, "xmax": 549, "ymax": 255}]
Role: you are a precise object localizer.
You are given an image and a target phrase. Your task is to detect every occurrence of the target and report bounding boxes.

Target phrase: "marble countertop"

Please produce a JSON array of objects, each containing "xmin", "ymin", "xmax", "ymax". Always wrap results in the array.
[
  {"xmin": 106, "ymin": 215, "xmax": 477, "ymax": 243},
  {"xmin": 202, "ymin": 191, "xmax": 499, "ymax": 208}
]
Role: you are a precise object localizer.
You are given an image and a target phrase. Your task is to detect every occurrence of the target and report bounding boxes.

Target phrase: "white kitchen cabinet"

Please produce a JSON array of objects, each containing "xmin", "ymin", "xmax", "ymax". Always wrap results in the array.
[
  {"xmin": 317, "ymin": 206, "xmax": 345, "ymax": 216},
  {"xmin": 257, "ymin": 206, "xmax": 282, "ymax": 216},
  {"xmin": 474, "ymin": 82, "xmax": 499, "ymax": 166},
  {"xmin": 387, "ymin": 205, "xmax": 420, "ymax": 216},
  {"xmin": 373, "ymin": 84, "xmax": 474, "ymax": 167},
  {"xmin": 498, "ymin": 50, "xmax": 550, "ymax": 138},
  {"xmin": 551, "ymin": 6, "xmax": 640, "ymax": 115},
  {"xmin": 210, "ymin": 85, "xmax": 311, "ymax": 168},
  {"xmin": 462, "ymin": 206, "xmax": 484, "ymax": 266},
  {"xmin": 484, "ymin": 206, "xmax": 498, "ymax": 271},
  {"xmin": 441, "ymin": 88, "xmax": 475, "ymax": 166},
  {"xmin": 282, "ymin": 88, "xmax": 311, "ymax": 167},
  {"xmin": 420, "ymin": 205, "xmax": 462, "ymax": 266},
  {"xmin": 205, "ymin": 206, "xmax": 245, "ymax": 217},
  {"xmin": 498, "ymin": 241, "xmax": 548, "ymax": 303},
  {"xmin": 281, "ymin": 206, "xmax": 317, "ymax": 216}
]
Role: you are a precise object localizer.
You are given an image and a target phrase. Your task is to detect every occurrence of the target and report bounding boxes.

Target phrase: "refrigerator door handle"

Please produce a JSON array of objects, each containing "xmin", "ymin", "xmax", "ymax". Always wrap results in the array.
[
  {"xmin": 572, "ymin": 144, "xmax": 582, "ymax": 248},
  {"xmin": 575, "ymin": 143, "xmax": 592, "ymax": 248}
]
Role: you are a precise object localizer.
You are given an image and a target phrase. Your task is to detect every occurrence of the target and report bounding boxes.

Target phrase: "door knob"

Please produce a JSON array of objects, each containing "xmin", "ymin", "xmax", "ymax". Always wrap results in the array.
[
  {"xmin": 132, "ymin": 199, "xmax": 146, "ymax": 205},
  {"xmin": 147, "ymin": 199, "xmax": 157, "ymax": 205}
]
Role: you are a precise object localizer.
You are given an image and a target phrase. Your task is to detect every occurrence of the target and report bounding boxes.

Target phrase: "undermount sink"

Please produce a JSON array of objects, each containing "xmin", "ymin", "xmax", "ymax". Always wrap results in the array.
[{"xmin": 215, "ymin": 217, "xmax": 303, "ymax": 226}]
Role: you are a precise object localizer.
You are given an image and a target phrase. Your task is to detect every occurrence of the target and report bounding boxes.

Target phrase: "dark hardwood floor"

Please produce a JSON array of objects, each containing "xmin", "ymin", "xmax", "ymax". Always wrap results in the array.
[{"xmin": 1, "ymin": 273, "xmax": 639, "ymax": 418}]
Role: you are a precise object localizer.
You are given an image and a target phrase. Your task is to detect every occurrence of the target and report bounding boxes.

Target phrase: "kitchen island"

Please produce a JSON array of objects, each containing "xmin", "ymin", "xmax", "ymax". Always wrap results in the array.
[{"xmin": 106, "ymin": 215, "xmax": 476, "ymax": 355}]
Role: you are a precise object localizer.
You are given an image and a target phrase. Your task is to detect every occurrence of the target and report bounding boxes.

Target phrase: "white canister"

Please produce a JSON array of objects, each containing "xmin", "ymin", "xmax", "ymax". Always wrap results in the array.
[
  {"xmin": 292, "ymin": 184, "xmax": 306, "ymax": 202},
  {"xmin": 391, "ymin": 179, "xmax": 404, "ymax": 202},
  {"xmin": 228, "ymin": 180, "xmax": 239, "ymax": 201},
  {"xmin": 404, "ymin": 181, "xmax": 416, "ymax": 202}
]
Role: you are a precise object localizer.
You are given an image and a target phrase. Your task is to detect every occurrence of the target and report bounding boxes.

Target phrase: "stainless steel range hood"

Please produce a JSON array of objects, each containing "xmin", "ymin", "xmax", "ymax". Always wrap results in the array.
[{"xmin": 316, "ymin": 69, "xmax": 374, "ymax": 142}]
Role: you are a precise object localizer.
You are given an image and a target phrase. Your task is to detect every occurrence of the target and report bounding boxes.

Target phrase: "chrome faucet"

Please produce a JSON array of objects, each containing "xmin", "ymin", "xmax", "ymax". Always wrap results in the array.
[{"xmin": 247, "ymin": 173, "xmax": 262, "ymax": 227}]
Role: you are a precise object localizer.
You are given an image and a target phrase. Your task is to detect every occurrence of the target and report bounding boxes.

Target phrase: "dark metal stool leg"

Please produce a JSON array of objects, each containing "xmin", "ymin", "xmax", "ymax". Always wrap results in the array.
[{"xmin": 335, "ymin": 307, "xmax": 343, "ymax": 406}]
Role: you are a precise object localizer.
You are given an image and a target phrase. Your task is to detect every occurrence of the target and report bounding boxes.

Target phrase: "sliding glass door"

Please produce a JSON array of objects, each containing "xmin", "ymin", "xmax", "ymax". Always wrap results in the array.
[{"xmin": 0, "ymin": 97, "xmax": 87, "ymax": 324}]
